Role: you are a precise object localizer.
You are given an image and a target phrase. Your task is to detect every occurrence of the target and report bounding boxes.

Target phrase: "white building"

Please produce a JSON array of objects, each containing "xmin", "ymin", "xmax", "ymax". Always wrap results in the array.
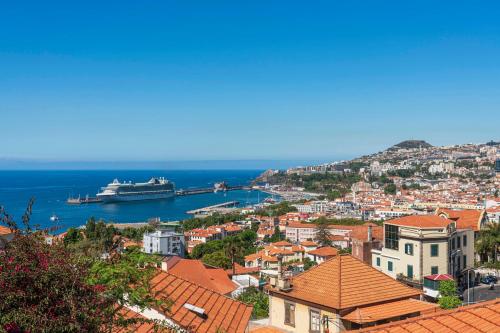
[{"xmin": 143, "ymin": 229, "xmax": 185, "ymax": 257}]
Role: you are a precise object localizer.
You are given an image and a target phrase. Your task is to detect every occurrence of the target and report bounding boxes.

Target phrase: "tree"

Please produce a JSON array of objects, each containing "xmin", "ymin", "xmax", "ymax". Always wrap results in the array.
[
  {"xmin": 384, "ymin": 183, "xmax": 397, "ymax": 195},
  {"xmin": 191, "ymin": 240, "xmax": 224, "ymax": 259},
  {"xmin": 202, "ymin": 250, "xmax": 232, "ymax": 269},
  {"xmin": 269, "ymin": 226, "xmax": 283, "ymax": 243},
  {"xmin": 303, "ymin": 257, "xmax": 317, "ymax": 271},
  {"xmin": 314, "ymin": 218, "xmax": 332, "ymax": 247},
  {"xmin": 236, "ymin": 287, "xmax": 269, "ymax": 319},
  {"xmin": 475, "ymin": 222, "xmax": 500, "ymax": 263},
  {"xmin": 224, "ymin": 236, "xmax": 244, "ymax": 273},
  {"xmin": 64, "ymin": 227, "xmax": 83, "ymax": 245},
  {"xmin": 86, "ymin": 247, "xmax": 165, "ymax": 333},
  {"xmin": 438, "ymin": 280, "xmax": 462, "ymax": 309}
]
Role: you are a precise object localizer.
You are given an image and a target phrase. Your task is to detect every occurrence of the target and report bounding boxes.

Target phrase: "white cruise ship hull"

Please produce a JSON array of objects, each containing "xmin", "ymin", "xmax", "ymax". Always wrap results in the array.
[{"xmin": 97, "ymin": 191, "xmax": 175, "ymax": 203}]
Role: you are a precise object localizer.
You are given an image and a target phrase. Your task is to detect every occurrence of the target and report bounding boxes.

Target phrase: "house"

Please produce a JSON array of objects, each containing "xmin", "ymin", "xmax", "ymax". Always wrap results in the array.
[
  {"xmin": 160, "ymin": 257, "xmax": 237, "ymax": 296},
  {"xmin": 114, "ymin": 271, "xmax": 253, "ymax": 333},
  {"xmin": 244, "ymin": 241, "xmax": 305, "ymax": 270},
  {"xmin": 266, "ymin": 255, "xmax": 436, "ymax": 332},
  {"xmin": 0, "ymin": 226, "xmax": 14, "ymax": 249},
  {"xmin": 372, "ymin": 215, "xmax": 474, "ymax": 287},
  {"xmin": 348, "ymin": 298, "xmax": 500, "ymax": 332},
  {"xmin": 306, "ymin": 246, "xmax": 338, "ymax": 264},
  {"xmin": 422, "ymin": 273, "xmax": 454, "ymax": 299},
  {"xmin": 142, "ymin": 229, "xmax": 185, "ymax": 257},
  {"xmin": 436, "ymin": 208, "xmax": 488, "ymax": 238}
]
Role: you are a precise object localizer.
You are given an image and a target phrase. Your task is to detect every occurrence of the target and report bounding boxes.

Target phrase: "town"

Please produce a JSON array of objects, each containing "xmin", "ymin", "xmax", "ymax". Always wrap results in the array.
[{"xmin": 3, "ymin": 140, "xmax": 498, "ymax": 332}]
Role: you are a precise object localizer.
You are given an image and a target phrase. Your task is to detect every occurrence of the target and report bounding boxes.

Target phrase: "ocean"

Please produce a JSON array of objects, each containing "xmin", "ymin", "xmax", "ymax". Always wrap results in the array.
[{"xmin": 0, "ymin": 170, "xmax": 270, "ymax": 232}]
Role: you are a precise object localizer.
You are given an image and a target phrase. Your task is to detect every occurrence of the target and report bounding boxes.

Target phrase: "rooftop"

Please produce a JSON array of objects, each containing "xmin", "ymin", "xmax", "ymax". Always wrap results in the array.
[
  {"xmin": 150, "ymin": 271, "xmax": 252, "ymax": 333},
  {"xmin": 307, "ymin": 246, "xmax": 338, "ymax": 257},
  {"xmin": 267, "ymin": 255, "xmax": 421, "ymax": 310},
  {"xmin": 385, "ymin": 215, "xmax": 453, "ymax": 228},
  {"xmin": 349, "ymin": 298, "xmax": 500, "ymax": 332},
  {"xmin": 436, "ymin": 208, "xmax": 485, "ymax": 231}
]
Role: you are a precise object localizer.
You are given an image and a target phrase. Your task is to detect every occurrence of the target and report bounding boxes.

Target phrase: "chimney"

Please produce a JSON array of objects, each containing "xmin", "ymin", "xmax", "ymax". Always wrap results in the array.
[
  {"xmin": 367, "ymin": 225, "xmax": 372, "ymax": 242},
  {"xmin": 276, "ymin": 254, "xmax": 292, "ymax": 291}
]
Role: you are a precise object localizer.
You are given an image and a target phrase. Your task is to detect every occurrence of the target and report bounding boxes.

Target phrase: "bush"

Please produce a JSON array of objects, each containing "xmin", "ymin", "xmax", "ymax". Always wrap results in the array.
[{"xmin": 237, "ymin": 287, "xmax": 269, "ymax": 319}]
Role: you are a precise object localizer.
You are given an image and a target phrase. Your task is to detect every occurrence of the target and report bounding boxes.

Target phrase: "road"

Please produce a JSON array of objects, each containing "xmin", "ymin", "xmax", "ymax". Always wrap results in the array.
[{"xmin": 463, "ymin": 283, "xmax": 500, "ymax": 304}]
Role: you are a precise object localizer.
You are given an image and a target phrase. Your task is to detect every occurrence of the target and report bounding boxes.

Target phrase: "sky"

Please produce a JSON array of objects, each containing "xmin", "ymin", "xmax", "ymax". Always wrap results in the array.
[{"xmin": 1, "ymin": 1, "xmax": 500, "ymax": 168}]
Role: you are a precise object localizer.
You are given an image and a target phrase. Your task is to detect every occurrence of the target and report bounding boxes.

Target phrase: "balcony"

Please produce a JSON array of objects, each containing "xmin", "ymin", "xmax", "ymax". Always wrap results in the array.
[{"xmin": 397, "ymin": 274, "xmax": 423, "ymax": 289}]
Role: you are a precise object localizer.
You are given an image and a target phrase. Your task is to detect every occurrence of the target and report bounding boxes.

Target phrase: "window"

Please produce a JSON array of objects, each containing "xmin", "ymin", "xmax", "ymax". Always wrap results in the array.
[
  {"xmin": 431, "ymin": 266, "xmax": 438, "ymax": 275},
  {"xmin": 430, "ymin": 244, "xmax": 439, "ymax": 257},
  {"xmin": 463, "ymin": 255, "xmax": 467, "ymax": 269},
  {"xmin": 451, "ymin": 238, "xmax": 455, "ymax": 250},
  {"xmin": 309, "ymin": 309, "xmax": 321, "ymax": 333},
  {"xmin": 376, "ymin": 257, "xmax": 381, "ymax": 266},
  {"xmin": 407, "ymin": 265, "xmax": 413, "ymax": 279},
  {"xmin": 463, "ymin": 235, "xmax": 467, "ymax": 247},
  {"xmin": 385, "ymin": 224, "xmax": 399, "ymax": 250},
  {"xmin": 457, "ymin": 256, "xmax": 461, "ymax": 271},
  {"xmin": 404, "ymin": 243, "xmax": 414, "ymax": 255},
  {"xmin": 284, "ymin": 302, "xmax": 295, "ymax": 327},
  {"xmin": 457, "ymin": 237, "xmax": 461, "ymax": 248},
  {"xmin": 388, "ymin": 261, "xmax": 393, "ymax": 272}
]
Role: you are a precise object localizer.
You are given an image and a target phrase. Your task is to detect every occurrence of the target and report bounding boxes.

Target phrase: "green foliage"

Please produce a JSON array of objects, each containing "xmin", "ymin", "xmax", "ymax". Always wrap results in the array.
[
  {"xmin": 438, "ymin": 280, "xmax": 461, "ymax": 309},
  {"xmin": 64, "ymin": 227, "xmax": 83, "ymax": 245},
  {"xmin": 314, "ymin": 218, "xmax": 332, "ymax": 247},
  {"xmin": 202, "ymin": 250, "xmax": 232, "ymax": 269},
  {"xmin": 181, "ymin": 213, "xmax": 244, "ymax": 231},
  {"xmin": 268, "ymin": 226, "xmax": 283, "ymax": 243},
  {"xmin": 257, "ymin": 202, "xmax": 297, "ymax": 217},
  {"xmin": 326, "ymin": 190, "xmax": 342, "ymax": 200},
  {"xmin": 191, "ymin": 240, "xmax": 224, "ymax": 259},
  {"xmin": 86, "ymin": 247, "xmax": 166, "ymax": 331},
  {"xmin": 118, "ymin": 225, "xmax": 155, "ymax": 242},
  {"xmin": 387, "ymin": 169, "xmax": 415, "ymax": 178},
  {"xmin": 82, "ymin": 217, "xmax": 117, "ymax": 252},
  {"xmin": 476, "ymin": 222, "xmax": 500, "ymax": 263},
  {"xmin": 236, "ymin": 287, "xmax": 269, "ymax": 319},
  {"xmin": 303, "ymin": 257, "xmax": 317, "ymax": 271},
  {"xmin": 384, "ymin": 183, "xmax": 397, "ymax": 195}
]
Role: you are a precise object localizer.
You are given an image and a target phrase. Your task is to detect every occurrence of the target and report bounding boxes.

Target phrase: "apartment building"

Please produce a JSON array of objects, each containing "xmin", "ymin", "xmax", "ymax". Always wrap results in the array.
[
  {"xmin": 371, "ymin": 215, "xmax": 474, "ymax": 285},
  {"xmin": 143, "ymin": 229, "xmax": 185, "ymax": 257}
]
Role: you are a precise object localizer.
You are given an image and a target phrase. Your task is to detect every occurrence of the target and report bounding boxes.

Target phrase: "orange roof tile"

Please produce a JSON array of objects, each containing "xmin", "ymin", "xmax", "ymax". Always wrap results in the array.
[
  {"xmin": 226, "ymin": 263, "xmax": 260, "ymax": 276},
  {"xmin": 168, "ymin": 259, "xmax": 237, "ymax": 295},
  {"xmin": 267, "ymin": 255, "xmax": 421, "ymax": 310},
  {"xmin": 343, "ymin": 299, "xmax": 439, "ymax": 324},
  {"xmin": 150, "ymin": 271, "xmax": 252, "ymax": 333},
  {"xmin": 386, "ymin": 215, "xmax": 452, "ymax": 228},
  {"xmin": 436, "ymin": 208, "xmax": 485, "ymax": 231},
  {"xmin": 272, "ymin": 241, "xmax": 293, "ymax": 247},
  {"xmin": 307, "ymin": 246, "xmax": 338, "ymax": 257},
  {"xmin": 250, "ymin": 326, "xmax": 285, "ymax": 333},
  {"xmin": 300, "ymin": 240, "xmax": 318, "ymax": 247},
  {"xmin": 349, "ymin": 298, "xmax": 500, "ymax": 332},
  {"xmin": 0, "ymin": 226, "xmax": 12, "ymax": 236}
]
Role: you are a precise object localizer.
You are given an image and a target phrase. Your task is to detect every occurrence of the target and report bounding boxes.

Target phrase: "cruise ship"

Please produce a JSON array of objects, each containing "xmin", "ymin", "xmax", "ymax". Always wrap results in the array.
[{"xmin": 96, "ymin": 177, "xmax": 175, "ymax": 203}]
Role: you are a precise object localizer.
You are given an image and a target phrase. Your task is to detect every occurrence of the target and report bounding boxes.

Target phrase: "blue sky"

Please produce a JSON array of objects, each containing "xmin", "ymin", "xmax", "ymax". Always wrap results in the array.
[{"xmin": 1, "ymin": 1, "xmax": 500, "ymax": 167}]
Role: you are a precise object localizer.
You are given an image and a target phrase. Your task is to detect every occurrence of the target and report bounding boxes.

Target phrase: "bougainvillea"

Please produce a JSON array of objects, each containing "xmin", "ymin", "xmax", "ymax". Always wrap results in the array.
[{"xmin": 0, "ymin": 233, "xmax": 112, "ymax": 332}]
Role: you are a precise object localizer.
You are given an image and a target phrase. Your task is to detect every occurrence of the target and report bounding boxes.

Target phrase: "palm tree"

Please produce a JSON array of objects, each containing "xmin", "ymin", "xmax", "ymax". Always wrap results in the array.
[
  {"xmin": 224, "ymin": 236, "xmax": 244, "ymax": 275},
  {"xmin": 476, "ymin": 222, "xmax": 500, "ymax": 263}
]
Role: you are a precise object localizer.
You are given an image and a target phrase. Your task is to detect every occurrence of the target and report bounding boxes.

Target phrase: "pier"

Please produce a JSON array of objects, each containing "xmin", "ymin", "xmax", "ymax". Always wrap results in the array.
[
  {"xmin": 186, "ymin": 201, "xmax": 240, "ymax": 216},
  {"xmin": 67, "ymin": 196, "xmax": 102, "ymax": 205},
  {"xmin": 176, "ymin": 185, "xmax": 248, "ymax": 196}
]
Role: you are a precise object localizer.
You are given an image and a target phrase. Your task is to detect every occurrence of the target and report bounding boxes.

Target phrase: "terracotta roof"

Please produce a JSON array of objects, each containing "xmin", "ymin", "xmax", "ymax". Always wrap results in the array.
[
  {"xmin": 307, "ymin": 246, "xmax": 338, "ymax": 257},
  {"xmin": 300, "ymin": 241, "xmax": 318, "ymax": 247},
  {"xmin": 272, "ymin": 241, "xmax": 293, "ymax": 247},
  {"xmin": 112, "ymin": 308, "xmax": 158, "ymax": 333},
  {"xmin": 386, "ymin": 215, "xmax": 453, "ymax": 228},
  {"xmin": 167, "ymin": 259, "xmax": 237, "ymax": 295},
  {"xmin": 226, "ymin": 263, "xmax": 260, "ymax": 276},
  {"xmin": 266, "ymin": 255, "xmax": 421, "ymax": 310},
  {"xmin": 343, "ymin": 299, "xmax": 439, "ymax": 324},
  {"xmin": 436, "ymin": 208, "xmax": 485, "ymax": 231},
  {"xmin": 424, "ymin": 274, "xmax": 454, "ymax": 281},
  {"xmin": 245, "ymin": 252, "xmax": 263, "ymax": 261},
  {"xmin": 150, "ymin": 271, "xmax": 253, "ymax": 333},
  {"xmin": 0, "ymin": 226, "xmax": 12, "ymax": 236},
  {"xmin": 349, "ymin": 298, "xmax": 500, "ymax": 332}
]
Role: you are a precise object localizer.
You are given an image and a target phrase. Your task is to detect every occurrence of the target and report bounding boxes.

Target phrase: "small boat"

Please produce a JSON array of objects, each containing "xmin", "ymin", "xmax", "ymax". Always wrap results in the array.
[{"xmin": 50, "ymin": 214, "xmax": 59, "ymax": 222}]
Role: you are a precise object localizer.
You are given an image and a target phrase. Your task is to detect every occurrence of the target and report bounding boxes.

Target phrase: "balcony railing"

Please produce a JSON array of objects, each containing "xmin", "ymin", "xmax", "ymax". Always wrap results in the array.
[{"xmin": 397, "ymin": 274, "xmax": 423, "ymax": 289}]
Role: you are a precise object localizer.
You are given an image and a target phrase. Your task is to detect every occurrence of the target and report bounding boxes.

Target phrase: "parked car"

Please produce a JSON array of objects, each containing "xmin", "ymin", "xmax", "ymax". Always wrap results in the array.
[{"xmin": 480, "ymin": 275, "xmax": 498, "ymax": 285}]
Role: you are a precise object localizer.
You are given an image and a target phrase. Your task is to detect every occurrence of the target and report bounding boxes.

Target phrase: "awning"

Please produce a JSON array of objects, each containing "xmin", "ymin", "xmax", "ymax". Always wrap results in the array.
[{"xmin": 343, "ymin": 298, "xmax": 439, "ymax": 324}]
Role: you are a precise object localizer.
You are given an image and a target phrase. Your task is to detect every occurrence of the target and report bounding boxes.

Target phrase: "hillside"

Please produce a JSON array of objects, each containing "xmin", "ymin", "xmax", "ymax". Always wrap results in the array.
[{"xmin": 390, "ymin": 140, "xmax": 432, "ymax": 150}]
